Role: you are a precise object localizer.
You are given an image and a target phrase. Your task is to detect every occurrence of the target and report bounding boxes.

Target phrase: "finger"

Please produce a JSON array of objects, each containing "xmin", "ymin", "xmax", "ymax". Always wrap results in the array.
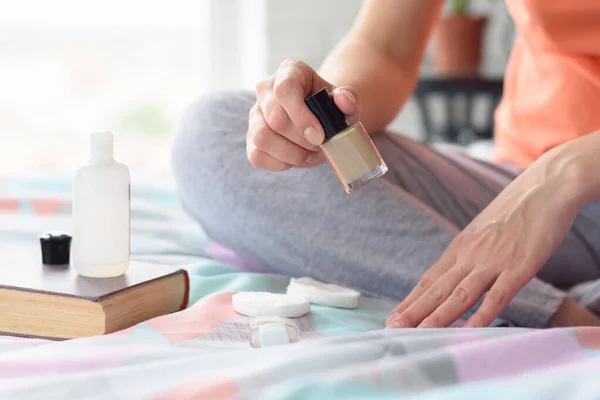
[
  {"xmin": 296, "ymin": 151, "xmax": 325, "ymax": 167},
  {"xmin": 260, "ymin": 95, "xmax": 320, "ymax": 152},
  {"xmin": 465, "ymin": 273, "xmax": 522, "ymax": 328},
  {"xmin": 386, "ymin": 271, "xmax": 440, "ymax": 326},
  {"xmin": 392, "ymin": 266, "xmax": 472, "ymax": 328},
  {"xmin": 273, "ymin": 63, "xmax": 326, "ymax": 146},
  {"xmin": 418, "ymin": 269, "xmax": 496, "ymax": 328},
  {"xmin": 247, "ymin": 106, "xmax": 291, "ymax": 171},
  {"xmin": 247, "ymin": 148, "xmax": 291, "ymax": 171},
  {"xmin": 385, "ymin": 255, "xmax": 455, "ymax": 326},
  {"xmin": 386, "ymin": 276, "xmax": 435, "ymax": 327},
  {"xmin": 250, "ymin": 107, "xmax": 319, "ymax": 166},
  {"xmin": 332, "ymin": 86, "xmax": 361, "ymax": 125}
]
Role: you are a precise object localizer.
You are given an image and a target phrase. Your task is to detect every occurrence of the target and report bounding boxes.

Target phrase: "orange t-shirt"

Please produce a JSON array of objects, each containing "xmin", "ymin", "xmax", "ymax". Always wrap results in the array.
[{"xmin": 493, "ymin": 0, "xmax": 600, "ymax": 169}]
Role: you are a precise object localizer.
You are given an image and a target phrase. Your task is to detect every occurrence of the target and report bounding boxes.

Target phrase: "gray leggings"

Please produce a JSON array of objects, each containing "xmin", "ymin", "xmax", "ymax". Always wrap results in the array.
[{"xmin": 171, "ymin": 90, "xmax": 600, "ymax": 328}]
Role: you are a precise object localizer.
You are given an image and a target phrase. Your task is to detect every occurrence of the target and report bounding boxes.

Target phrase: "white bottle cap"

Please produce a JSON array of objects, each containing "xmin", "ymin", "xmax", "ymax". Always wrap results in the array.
[
  {"xmin": 250, "ymin": 317, "xmax": 299, "ymax": 347},
  {"xmin": 257, "ymin": 323, "xmax": 290, "ymax": 347},
  {"xmin": 90, "ymin": 131, "xmax": 114, "ymax": 163}
]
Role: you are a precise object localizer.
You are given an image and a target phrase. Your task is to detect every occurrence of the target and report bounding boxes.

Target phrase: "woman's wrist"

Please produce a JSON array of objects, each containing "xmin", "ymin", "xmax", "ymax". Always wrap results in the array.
[
  {"xmin": 508, "ymin": 147, "xmax": 581, "ymax": 218},
  {"xmin": 540, "ymin": 132, "xmax": 600, "ymax": 210}
]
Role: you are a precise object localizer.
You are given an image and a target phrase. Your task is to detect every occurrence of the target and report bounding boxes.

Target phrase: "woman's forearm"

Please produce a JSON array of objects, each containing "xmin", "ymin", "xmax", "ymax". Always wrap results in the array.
[
  {"xmin": 318, "ymin": 37, "xmax": 418, "ymax": 134},
  {"xmin": 317, "ymin": 0, "xmax": 444, "ymax": 134}
]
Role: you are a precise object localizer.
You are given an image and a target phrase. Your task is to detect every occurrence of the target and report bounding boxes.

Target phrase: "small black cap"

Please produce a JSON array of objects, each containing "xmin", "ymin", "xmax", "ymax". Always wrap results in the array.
[
  {"xmin": 39, "ymin": 231, "xmax": 71, "ymax": 265},
  {"xmin": 305, "ymin": 88, "xmax": 349, "ymax": 140}
]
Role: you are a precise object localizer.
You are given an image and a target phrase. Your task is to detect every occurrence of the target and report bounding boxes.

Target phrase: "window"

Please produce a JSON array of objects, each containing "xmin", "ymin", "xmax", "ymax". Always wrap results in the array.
[{"xmin": 0, "ymin": 0, "xmax": 213, "ymax": 175}]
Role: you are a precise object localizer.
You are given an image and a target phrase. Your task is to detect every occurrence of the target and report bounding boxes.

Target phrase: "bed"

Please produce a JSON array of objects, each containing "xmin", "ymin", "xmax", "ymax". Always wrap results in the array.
[{"xmin": 1, "ymin": 174, "xmax": 600, "ymax": 399}]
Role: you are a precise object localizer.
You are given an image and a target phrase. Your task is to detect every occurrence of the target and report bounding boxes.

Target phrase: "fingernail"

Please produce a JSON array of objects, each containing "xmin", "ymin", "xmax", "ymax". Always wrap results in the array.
[
  {"xmin": 303, "ymin": 126, "xmax": 321, "ymax": 143},
  {"xmin": 385, "ymin": 313, "xmax": 396, "ymax": 324},
  {"xmin": 387, "ymin": 320, "xmax": 404, "ymax": 329},
  {"xmin": 341, "ymin": 89, "xmax": 356, "ymax": 104},
  {"xmin": 305, "ymin": 152, "xmax": 320, "ymax": 164},
  {"xmin": 418, "ymin": 323, "xmax": 431, "ymax": 329},
  {"xmin": 464, "ymin": 322, "xmax": 478, "ymax": 328}
]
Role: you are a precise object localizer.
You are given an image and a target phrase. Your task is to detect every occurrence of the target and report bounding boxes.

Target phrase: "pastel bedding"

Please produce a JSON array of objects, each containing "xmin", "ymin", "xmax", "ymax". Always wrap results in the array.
[{"xmin": 2, "ymin": 174, "xmax": 600, "ymax": 399}]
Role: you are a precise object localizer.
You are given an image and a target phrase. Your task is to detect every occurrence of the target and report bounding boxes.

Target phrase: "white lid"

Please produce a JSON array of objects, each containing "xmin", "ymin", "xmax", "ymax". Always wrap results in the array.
[
  {"xmin": 257, "ymin": 323, "xmax": 291, "ymax": 347},
  {"xmin": 90, "ymin": 131, "xmax": 114, "ymax": 163},
  {"xmin": 250, "ymin": 317, "xmax": 299, "ymax": 347}
]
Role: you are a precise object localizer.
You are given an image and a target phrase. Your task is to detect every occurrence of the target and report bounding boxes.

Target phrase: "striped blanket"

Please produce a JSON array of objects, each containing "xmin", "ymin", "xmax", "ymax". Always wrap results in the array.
[{"xmin": 2, "ymin": 174, "xmax": 600, "ymax": 399}]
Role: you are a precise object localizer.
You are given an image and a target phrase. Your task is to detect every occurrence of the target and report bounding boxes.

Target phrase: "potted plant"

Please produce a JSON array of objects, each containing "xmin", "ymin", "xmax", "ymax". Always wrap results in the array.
[{"xmin": 432, "ymin": 0, "xmax": 487, "ymax": 77}]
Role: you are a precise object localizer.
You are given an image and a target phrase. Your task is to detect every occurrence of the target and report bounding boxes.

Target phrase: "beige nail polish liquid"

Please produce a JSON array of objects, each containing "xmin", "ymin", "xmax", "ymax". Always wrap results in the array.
[{"xmin": 305, "ymin": 88, "xmax": 387, "ymax": 193}]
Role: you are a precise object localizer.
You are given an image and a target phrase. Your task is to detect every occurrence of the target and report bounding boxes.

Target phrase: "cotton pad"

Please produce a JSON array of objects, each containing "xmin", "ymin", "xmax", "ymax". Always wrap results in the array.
[
  {"xmin": 286, "ymin": 277, "xmax": 361, "ymax": 309},
  {"xmin": 232, "ymin": 292, "xmax": 310, "ymax": 318}
]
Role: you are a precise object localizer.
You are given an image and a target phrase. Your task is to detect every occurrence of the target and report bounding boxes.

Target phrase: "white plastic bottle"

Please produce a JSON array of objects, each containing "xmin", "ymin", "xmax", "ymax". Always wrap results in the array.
[{"xmin": 72, "ymin": 131, "xmax": 130, "ymax": 277}]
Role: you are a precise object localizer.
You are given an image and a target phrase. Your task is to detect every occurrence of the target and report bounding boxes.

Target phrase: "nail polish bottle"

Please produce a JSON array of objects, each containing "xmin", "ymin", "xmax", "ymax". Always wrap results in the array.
[{"xmin": 305, "ymin": 88, "xmax": 387, "ymax": 193}]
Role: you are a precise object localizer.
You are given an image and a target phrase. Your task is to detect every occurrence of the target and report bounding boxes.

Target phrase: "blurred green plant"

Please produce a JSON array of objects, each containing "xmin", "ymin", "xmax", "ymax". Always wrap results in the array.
[
  {"xmin": 451, "ymin": 0, "xmax": 469, "ymax": 14},
  {"xmin": 117, "ymin": 102, "xmax": 171, "ymax": 136}
]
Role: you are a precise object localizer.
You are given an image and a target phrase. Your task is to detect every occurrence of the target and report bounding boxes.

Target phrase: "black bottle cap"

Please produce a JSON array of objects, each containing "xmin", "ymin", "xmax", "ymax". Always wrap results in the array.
[
  {"xmin": 305, "ymin": 88, "xmax": 349, "ymax": 140},
  {"xmin": 39, "ymin": 231, "xmax": 72, "ymax": 265}
]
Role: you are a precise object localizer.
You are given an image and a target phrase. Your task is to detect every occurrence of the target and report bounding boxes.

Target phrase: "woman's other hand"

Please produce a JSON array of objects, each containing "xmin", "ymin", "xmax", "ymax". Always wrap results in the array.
[{"xmin": 386, "ymin": 147, "xmax": 587, "ymax": 328}]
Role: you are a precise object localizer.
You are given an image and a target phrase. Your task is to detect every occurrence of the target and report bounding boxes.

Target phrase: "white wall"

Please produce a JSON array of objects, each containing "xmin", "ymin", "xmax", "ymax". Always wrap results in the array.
[
  {"xmin": 260, "ymin": 0, "xmax": 514, "ymax": 72},
  {"xmin": 262, "ymin": 0, "xmax": 362, "ymax": 73}
]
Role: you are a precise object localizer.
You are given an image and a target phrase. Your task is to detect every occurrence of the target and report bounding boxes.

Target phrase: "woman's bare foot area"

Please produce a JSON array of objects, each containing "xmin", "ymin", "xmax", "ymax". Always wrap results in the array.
[{"xmin": 548, "ymin": 298, "xmax": 600, "ymax": 327}]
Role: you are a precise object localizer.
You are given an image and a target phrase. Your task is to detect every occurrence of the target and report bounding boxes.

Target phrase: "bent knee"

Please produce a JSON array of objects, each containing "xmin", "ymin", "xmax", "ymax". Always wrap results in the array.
[
  {"xmin": 172, "ymin": 90, "xmax": 254, "ymax": 190},
  {"xmin": 172, "ymin": 90, "xmax": 254, "ymax": 173}
]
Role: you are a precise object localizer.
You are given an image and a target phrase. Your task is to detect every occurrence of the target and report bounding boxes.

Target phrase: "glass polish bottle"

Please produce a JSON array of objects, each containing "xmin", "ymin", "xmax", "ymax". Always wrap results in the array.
[
  {"xmin": 72, "ymin": 131, "xmax": 130, "ymax": 277},
  {"xmin": 305, "ymin": 88, "xmax": 387, "ymax": 193}
]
